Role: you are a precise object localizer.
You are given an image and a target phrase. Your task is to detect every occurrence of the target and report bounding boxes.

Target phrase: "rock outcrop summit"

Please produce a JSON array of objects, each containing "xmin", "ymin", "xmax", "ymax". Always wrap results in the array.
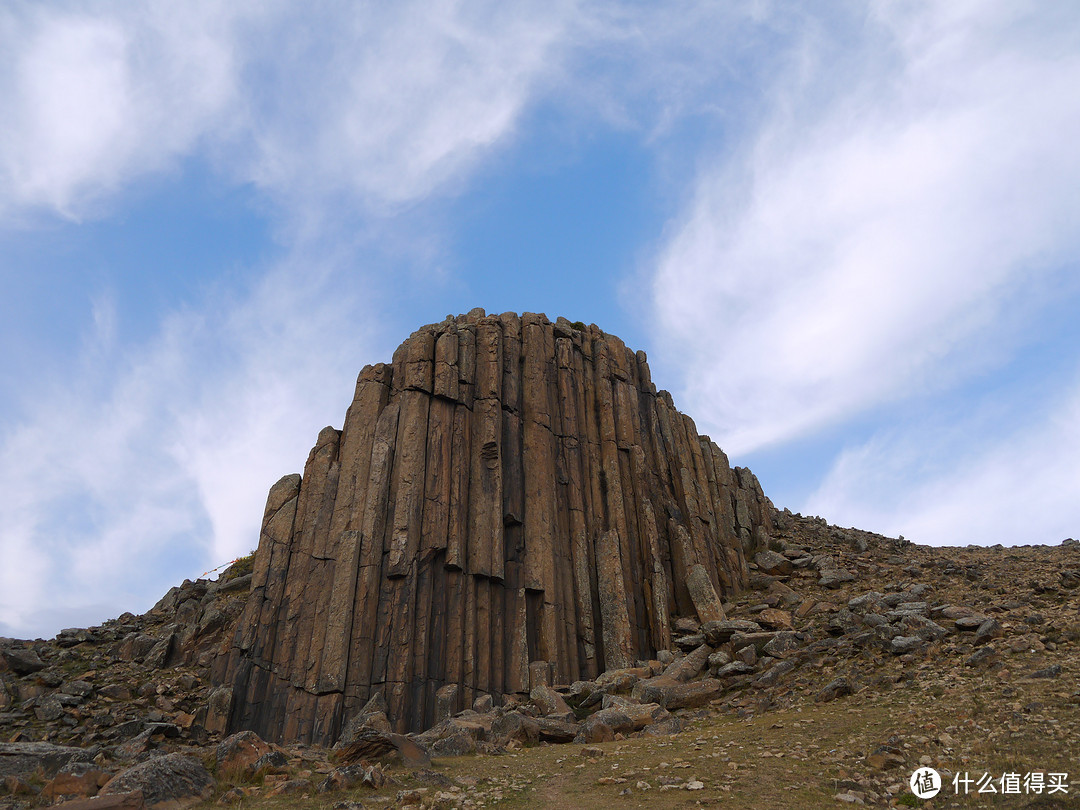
[{"xmin": 212, "ymin": 310, "xmax": 776, "ymax": 743}]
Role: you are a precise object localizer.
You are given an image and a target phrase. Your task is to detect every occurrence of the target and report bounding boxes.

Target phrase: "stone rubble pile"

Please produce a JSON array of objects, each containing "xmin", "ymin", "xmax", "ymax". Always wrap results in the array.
[{"xmin": 4, "ymin": 512, "xmax": 1076, "ymax": 808}]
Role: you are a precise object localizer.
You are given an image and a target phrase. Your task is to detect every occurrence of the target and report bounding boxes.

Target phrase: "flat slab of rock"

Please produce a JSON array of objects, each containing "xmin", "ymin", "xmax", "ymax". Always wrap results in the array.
[
  {"xmin": 535, "ymin": 716, "xmax": 580, "ymax": 743},
  {"xmin": 754, "ymin": 550, "xmax": 793, "ymax": 576},
  {"xmin": 701, "ymin": 620, "xmax": 763, "ymax": 646},
  {"xmin": 632, "ymin": 676, "xmax": 723, "ymax": 709},
  {"xmin": 662, "ymin": 644, "xmax": 713, "ymax": 682},
  {"xmin": 756, "ymin": 608, "xmax": 794, "ymax": 630},
  {"xmin": 819, "ymin": 569, "xmax": 856, "ymax": 588},
  {"xmin": 48, "ymin": 792, "xmax": 146, "ymax": 810},
  {"xmin": 0, "ymin": 741, "xmax": 99, "ymax": 779},
  {"xmin": 753, "ymin": 660, "xmax": 795, "ymax": 688},
  {"xmin": 714, "ymin": 661, "xmax": 756, "ymax": 678}
]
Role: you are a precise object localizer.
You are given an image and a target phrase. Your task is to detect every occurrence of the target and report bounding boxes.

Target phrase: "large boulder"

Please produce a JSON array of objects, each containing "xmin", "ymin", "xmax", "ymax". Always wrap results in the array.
[
  {"xmin": 0, "ymin": 647, "xmax": 46, "ymax": 676},
  {"xmin": 216, "ymin": 730, "xmax": 275, "ymax": 777},
  {"xmin": 99, "ymin": 753, "xmax": 214, "ymax": 809}
]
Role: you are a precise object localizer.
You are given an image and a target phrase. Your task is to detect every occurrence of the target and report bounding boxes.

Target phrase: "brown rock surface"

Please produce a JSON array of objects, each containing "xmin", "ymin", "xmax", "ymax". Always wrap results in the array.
[
  {"xmin": 1, "ymin": 496, "xmax": 1080, "ymax": 808},
  {"xmin": 99, "ymin": 753, "xmax": 213, "ymax": 808},
  {"xmin": 212, "ymin": 312, "xmax": 774, "ymax": 741}
]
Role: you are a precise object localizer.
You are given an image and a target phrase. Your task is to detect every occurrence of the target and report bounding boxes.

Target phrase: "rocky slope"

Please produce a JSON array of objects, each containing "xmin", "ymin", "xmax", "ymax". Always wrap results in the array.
[
  {"xmin": 212, "ymin": 310, "xmax": 775, "ymax": 743},
  {"xmin": 2, "ymin": 516, "xmax": 1078, "ymax": 808}
]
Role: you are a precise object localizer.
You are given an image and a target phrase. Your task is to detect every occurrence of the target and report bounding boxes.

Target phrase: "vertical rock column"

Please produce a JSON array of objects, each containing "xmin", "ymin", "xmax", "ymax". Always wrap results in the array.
[{"xmin": 215, "ymin": 310, "xmax": 776, "ymax": 743}]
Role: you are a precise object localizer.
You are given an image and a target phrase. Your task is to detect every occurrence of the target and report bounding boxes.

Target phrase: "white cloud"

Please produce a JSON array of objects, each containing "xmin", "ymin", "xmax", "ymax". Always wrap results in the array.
[
  {"xmin": 806, "ymin": 375, "xmax": 1080, "ymax": 547},
  {"xmin": 0, "ymin": 2, "xmax": 238, "ymax": 220},
  {"xmin": 234, "ymin": 1, "xmax": 576, "ymax": 219},
  {"xmin": 0, "ymin": 1, "xmax": 576, "ymax": 227},
  {"xmin": 0, "ymin": 254, "xmax": 376, "ymax": 639},
  {"xmin": 651, "ymin": 2, "xmax": 1080, "ymax": 456},
  {"xmin": 0, "ymin": 1, "xmax": 579, "ymax": 638}
]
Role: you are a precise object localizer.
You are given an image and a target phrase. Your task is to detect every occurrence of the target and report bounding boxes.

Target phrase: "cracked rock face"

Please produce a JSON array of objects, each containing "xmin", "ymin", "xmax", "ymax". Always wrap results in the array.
[{"xmin": 212, "ymin": 311, "xmax": 775, "ymax": 743}]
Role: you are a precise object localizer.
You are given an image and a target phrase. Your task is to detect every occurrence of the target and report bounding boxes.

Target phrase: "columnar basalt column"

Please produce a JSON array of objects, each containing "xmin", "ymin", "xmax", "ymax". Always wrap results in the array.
[{"xmin": 213, "ymin": 310, "xmax": 776, "ymax": 743}]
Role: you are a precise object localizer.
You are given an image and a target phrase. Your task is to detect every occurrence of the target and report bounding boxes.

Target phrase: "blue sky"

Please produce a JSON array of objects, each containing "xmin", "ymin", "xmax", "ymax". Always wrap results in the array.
[{"xmin": 2, "ymin": 1, "xmax": 1079, "ymax": 640}]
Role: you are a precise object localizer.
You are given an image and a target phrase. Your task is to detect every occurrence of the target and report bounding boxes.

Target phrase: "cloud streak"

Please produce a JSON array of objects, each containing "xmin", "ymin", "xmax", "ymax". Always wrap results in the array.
[
  {"xmin": 0, "ymin": 1, "xmax": 576, "ymax": 226},
  {"xmin": 806, "ymin": 371, "xmax": 1080, "ymax": 546},
  {"xmin": 0, "ymin": 2, "xmax": 238, "ymax": 220},
  {"xmin": 647, "ymin": 2, "xmax": 1080, "ymax": 547},
  {"xmin": 0, "ymin": 251, "xmax": 385, "ymax": 638},
  {"xmin": 652, "ymin": 2, "xmax": 1080, "ymax": 455},
  {"xmin": 0, "ymin": 1, "xmax": 578, "ymax": 638}
]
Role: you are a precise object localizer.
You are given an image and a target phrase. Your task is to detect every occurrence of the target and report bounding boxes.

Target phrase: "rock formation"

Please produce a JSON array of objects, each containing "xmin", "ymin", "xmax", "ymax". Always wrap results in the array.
[{"xmin": 212, "ymin": 310, "xmax": 775, "ymax": 743}]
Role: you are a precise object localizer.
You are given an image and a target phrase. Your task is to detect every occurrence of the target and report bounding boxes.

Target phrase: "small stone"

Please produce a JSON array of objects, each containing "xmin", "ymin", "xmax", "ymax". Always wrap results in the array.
[
  {"xmin": 965, "ymin": 647, "xmax": 998, "ymax": 667},
  {"xmin": 817, "ymin": 677, "xmax": 854, "ymax": 702},
  {"xmin": 890, "ymin": 636, "xmax": 924, "ymax": 655},
  {"xmin": 757, "ymin": 608, "xmax": 794, "ymax": 630},
  {"xmin": 1030, "ymin": 664, "xmax": 1062, "ymax": 679},
  {"xmin": 974, "ymin": 618, "xmax": 1004, "ymax": 645},
  {"xmin": 819, "ymin": 569, "xmax": 857, "ymax": 589}
]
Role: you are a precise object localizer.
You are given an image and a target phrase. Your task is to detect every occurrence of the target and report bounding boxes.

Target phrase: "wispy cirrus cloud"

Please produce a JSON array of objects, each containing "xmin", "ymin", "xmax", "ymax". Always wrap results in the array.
[
  {"xmin": 0, "ymin": 1, "xmax": 577, "ymax": 226},
  {"xmin": 646, "ymin": 2, "xmax": 1080, "ymax": 546},
  {"xmin": 0, "ymin": 250, "xmax": 386, "ymax": 639},
  {"xmin": 806, "ymin": 370, "xmax": 1080, "ymax": 547},
  {"xmin": 0, "ymin": 1, "xmax": 579, "ymax": 638},
  {"xmin": 652, "ymin": 2, "xmax": 1080, "ymax": 456}
]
